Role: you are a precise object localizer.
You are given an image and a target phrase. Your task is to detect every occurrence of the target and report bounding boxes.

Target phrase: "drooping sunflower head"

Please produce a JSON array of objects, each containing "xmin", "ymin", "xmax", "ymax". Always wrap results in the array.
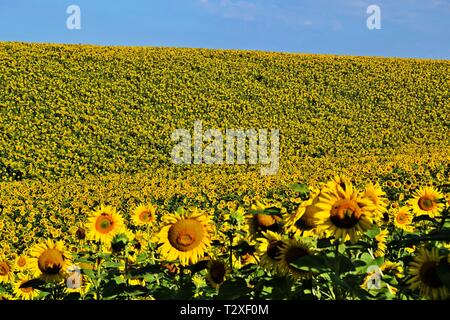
[
  {"xmin": 109, "ymin": 229, "xmax": 135, "ymax": 254},
  {"xmin": 0, "ymin": 255, "xmax": 14, "ymax": 284},
  {"xmin": 13, "ymin": 273, "xmax": 40, "ymax": 300},
  {"xmin": 206, "ymin": 260, "xmax": 228, "ymax": 288},
  {"xmin": 157, "ymin": 207, "xmax": 215, "ymax": 266},
  {"xmin": 256, "ymin": 231, "xmax": 286, "ymax": 273},
  {"xmin": 29, "ymin": 239, "xmax": 71, "ymax": 283},
  {"xmin": 362, "ymin": 183, "xmax": 388, "ymax": 222},
  {"xmin": 277, "ymin": 239, "xmax": 314, "ymax": 279},
  {"xmin": 315, "ymin": 182, "xmax": 376, "ymax": 244},
  {"xmin": 408, "ymin": 187, "xmax": 444, "ymax": 218},
  {"xmin": 408, "ymin": 247, "xmax": 449, "ymax": 300},
  {"xmin": 284, "ymin": 188, "xmax": 321, "ymax": 237},
  {"xmin": 86, "ymin": 205, "xmax": 125, "ymax": 243},
  {"xmin": 132, "ymin": 204, "xmax": 157, "ymax": 226}
]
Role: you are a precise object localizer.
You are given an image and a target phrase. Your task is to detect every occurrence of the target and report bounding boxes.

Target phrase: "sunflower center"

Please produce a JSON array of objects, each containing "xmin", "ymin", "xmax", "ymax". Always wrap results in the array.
[
  {"xmin": 0, "ymin": 262, "xmax": 10, "ymax": 276},
  {"xmin": 95, "ymin": 214, "xmax": 114, "ymax": 234},
  {"xmin": 420, "ymin": 261, "xmax": 443, "ymax": 288},
  {"xmin": 139, "ymin": 210, "xmax": 152, "ymax": 222},
  {"xmin": 168, "ymin": 219, "xmax": 204, "ymax": 252},
  {"xmin": 396, "ymin": 212, "xmax": 408, "ymax": 224},
  {"xmin": 209, "ymin": 261, "xmax": 226, "ymax": 284},
  {"xmin": 283, "ymin": 246, "xmax": 310, "ymax": 270},
  {"xmin": 418, "ymin": 197, "xmax": 435, "ymax": 211},
  {"xmin": 294, "ymin": 215, "xmax": 315, "ymax": 231},
  {"xmin": 17, "ymin": 257, "xmax": 27, "ymax": 268},
  {"xmin": 330, "ymin": 200, "xmax": 362, "ymax": 229},
  {"xmin": 20, "ymin": 285, "xmax": 33, "ymax": 293},
  {"xmin": 267, "ymin": 240, "xmax": 284, "ymax": 261},
  {"xmin": 38, "ymin": 249, "xmax": 64, "ymax": 275},
  {"xmin": 255, "ymin": 214, "xmax": 276, "ymax": 227}
]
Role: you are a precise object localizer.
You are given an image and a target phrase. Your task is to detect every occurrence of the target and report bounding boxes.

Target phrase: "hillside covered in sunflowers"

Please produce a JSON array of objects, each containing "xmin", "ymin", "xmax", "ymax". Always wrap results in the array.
[{"xmin": 0, "ymin": 42, "xmax": 449, "ymax": 300}]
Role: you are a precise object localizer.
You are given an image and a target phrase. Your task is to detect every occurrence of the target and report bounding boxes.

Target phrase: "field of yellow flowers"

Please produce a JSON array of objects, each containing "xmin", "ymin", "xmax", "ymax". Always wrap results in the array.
[{"xmin": 0, "ymin": 42, "xmax": 449, "ymax": 300}]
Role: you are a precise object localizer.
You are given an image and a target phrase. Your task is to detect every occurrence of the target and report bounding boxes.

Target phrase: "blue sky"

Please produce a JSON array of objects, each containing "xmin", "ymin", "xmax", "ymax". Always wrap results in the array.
[{"xmin": 0, "ymin": 0, "xmax": 449, "ymax": 59}]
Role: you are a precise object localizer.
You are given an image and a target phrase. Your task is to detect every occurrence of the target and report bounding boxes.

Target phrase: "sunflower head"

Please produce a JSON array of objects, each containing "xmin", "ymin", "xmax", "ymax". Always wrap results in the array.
[
  {"xmin": 132, "ymin": 204, "xmax": 157, "ymax": 226},
  {"xmin": 13, "ymin": 274, "xmax": 40, "ymax": 300},
  {"xmin": 86, "ymin": 205, "xmax": 125, "ymax": 243},
  {"xmin": 278, "ymin": 239, "xmax": 314, "ymax": 279},
  {"xmin": 206, "ymin": 260, "xmax": 228, "ymax": 288},
  {"xmin": 0, "ymin": 256, "xmax": 14, "ymax": 284},
  {"xmin": 29, "ymin": 239, "xmax": 71, "ymax": 283},
  {"xmin": 256, "ymin": 231, "xmax": 286, "ymax": 273},
  {"xmin": 247, "ymin": 201, "xmax": 282, "ymax": 238},
  {"xmin": 109, "ymin": 230, "xmax": 135, "ymax": 254},
  {"xmin": 374, "ymin": 229, "xmax": 389, "ymax": 258},
  {"xmin": 392, "ymin": 207, "xmax": 414, "ymax": 232},
  {"xmin": 408, "ymin": 187, "xmax": 444, "ymax": 218},
  {"xmin": 408, "ymin": 247, "xmax": 449, "ymax": 300},
  {"xmin": 157, "ymin": 207, "xmax": 214, "ymax": 266},
  {"xmin": 284, "ymin": 188, "xmax": 321, "ymax": 237},
  {"xmin": 362, "ymin": 183, "xmax": 388, "ymax": 221},
  {"xmin": 315, "ymin": 181, "xmax": 376, "ymax": 243}
]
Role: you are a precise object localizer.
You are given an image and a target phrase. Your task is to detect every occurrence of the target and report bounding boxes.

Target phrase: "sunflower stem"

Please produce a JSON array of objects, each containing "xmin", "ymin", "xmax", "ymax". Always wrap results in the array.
[{"xmin": 228, "ymin": 233, "xmax": 234, "ymax": 273}]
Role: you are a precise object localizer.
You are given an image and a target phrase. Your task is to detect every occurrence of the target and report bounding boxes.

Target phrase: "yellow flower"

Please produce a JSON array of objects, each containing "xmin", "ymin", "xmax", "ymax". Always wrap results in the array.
[
  {"xmin": 206, "ymin": 260, "xmax": 228, "ymax": 288},
  {"xmin": 13, "ymin": 273, "xmax": 40, "ymax": 300},
  {"xmin": 0, "ymin": 255, "xmax": 14, "ymax": 284},
  {"xmin": 256, "ymin": 231, "xmax": 285, "ymax": 273},
  {"xmin": 315, "ymin": 178, "xmax": 376, "ymax": 243},
  {"xmin": 284, "ymin": 188, "xmax": 321, "ymax": 237},
  {"xmin": 277, "ymin": 239, "xmax": 314, "ymax": 279},
  {"xmin": 362, "ymin": 183, "xmax": 388, "ymax": 222},
  {"xmin": 408, "ymin": 187, "xmax": 444, "ymax": 218},
  {"xmin": 374, "ymin": 229, "xmax": 388, "ymax": 258},
  {"xmin": 131, "ymin": 203, "xmax": 157, "ymax": 226},
  {"xmin": 157, "ymin": 208, "xmax": 214, "ymax": 266},
  {"xmin": 408, "ymin": 247, "xmax": 448, "ymax": 300},
  {"xmin": 29, "ymin": 239, "xmax": 71, "ymax": 283},
  {"xmin": 86, "ymin": 205, "xmax": 125, "ymax": 243},
  {"xmin": 392, "ymin": 207, "xmax": 414, "ymax": 232}
]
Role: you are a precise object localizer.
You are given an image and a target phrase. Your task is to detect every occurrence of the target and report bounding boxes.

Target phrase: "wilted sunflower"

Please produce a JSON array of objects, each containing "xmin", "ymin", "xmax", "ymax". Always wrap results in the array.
[
  {"xmin": 132, "ymin": 204, "xmax": 157, "ymax": 226},
  {"xmin": 86, "ymin": 205, "xmax": 125, "ymax": 243},
  {"xmin": 29, "ymin": 239, "xmax": 71, "ymax": 282},
  {"xmin": 408, "ymin": 247, "xmax": 448, "ymax": 300},
  {"xmin": 315, "ymin": 180, "xmax": 376, "ymax": 243},
  {"xmin": 206, "ymin": 260, "xmax": 228, "ymax": 288},
  {"xmin": 408, "ymin": 187, "xmax": 444, "ymax": 218},
  {"xmin": 157, "ymin": 208, "xmax": 214, "ymax": 266},
  {"xmin": 256, "ymin": 231, "xmax": 285, "ymax": 273},
  {"xmin": 0, "ymin": 255, "xmax": 14, "ymax": 284},
  {"xmin": 108, "ymin": 229, "xmax": 135, "ymax": 255},
  {"xmin": 363, "ymin": 183, "xmax": 388, "ymax": 222},
  {"xmin": 374, "ymin": 229, "xmax": 388, "ymax": 258},
  {"xmin": 13, "ymin": 274, "xmax": 40, "ymax": 300},
  {"xmin": 284, "ymin": 189, "xmax": 321, "ymax": 237},
  {"xmin": 392, "ymin": 207, "xmax": 414, "ymax": 232},
  {"xmin": 277, "ymin": 239, "xmax": 314, "ymax": 279}
]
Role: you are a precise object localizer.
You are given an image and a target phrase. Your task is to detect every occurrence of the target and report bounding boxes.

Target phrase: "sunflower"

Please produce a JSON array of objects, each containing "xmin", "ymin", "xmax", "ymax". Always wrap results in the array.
[
  {"xmin": 15, "ymin": 255, "xmax": 29, "ymax": 272},
  {"xmin": 132, "ymin": 204, "xmax": 157, "ymax": 226},
  {"xmin": 408, "ymin": 187, "xmax": 444, "ymax": 218},
  {"xmin": 206, "ymin": 260, "xmax": 228, "ymax": 288},
  {"xmin": 246, "ymin": 200, "xmax": 282, "ymax": 239},
  {"xmin": 277, "ymin": 239, "xmax": 314, "ymax": 279},
  {"xmin": 29, "ymin": 239, "xmax": 71, "ymax": 282},
  {"xmin": 284, "ymin": 189, "xmax": 321, "ymax": 237},
  {"xmin": 392, "ymin": 207, "xmax": 414, "ymax": 232},
  {"xmin": 108, "ymin": 229, "xmax": 135, "ymax": 255},
  {"xmin": 157, "ymin": 208, "xmax": 214, "ymax": 266},
  {"xmin": 381, "ymin": 260, "xmax": 404, "ymax": 279},
  {"xmin": 362, "ymin": 183, "xmax": 388, "ymax": 222},
  {"xmin": 86, "ymin": 205, "xmax": 125, "ymax": 243},
  {"xmin": 374, "ymin": 229, "xmax": 388, "ymax": 258},
  {"xmin": 256, "ymin": 231, "xmax": 285, "ymax": 273},
  {"xmin": 0, "ymin": 255, "xmax": 14, "ymax": 284},
  {"xmin": 13, "ymin": 274, "xmax": 40, "ymax": 300},
  {"xmin": 408, "ymin": 247, "xmax": 448, "ymax": 300},
  {"xmin": 315, "ymin": 181, "xmax": 376, "ymax": 244}
]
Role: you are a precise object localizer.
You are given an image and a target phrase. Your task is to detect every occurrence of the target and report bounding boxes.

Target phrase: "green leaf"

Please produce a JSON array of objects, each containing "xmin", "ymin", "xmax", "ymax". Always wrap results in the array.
[
  {"xmin": 366, "ymin": 226, "xmax": 381, "ymax": 239},
  {"xmin": 291, "ymin": 255, "xmax": 332, "ymax": 273},
  {"xmin": 289, "ymin": 183, "xmax": 309, "ymax": 195}
]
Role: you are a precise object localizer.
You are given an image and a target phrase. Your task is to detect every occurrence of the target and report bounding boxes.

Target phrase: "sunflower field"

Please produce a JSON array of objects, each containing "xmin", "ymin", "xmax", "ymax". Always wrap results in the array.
[{"xmin": 0, "ymin": 42, "xmax": 449, "ymax": 300}]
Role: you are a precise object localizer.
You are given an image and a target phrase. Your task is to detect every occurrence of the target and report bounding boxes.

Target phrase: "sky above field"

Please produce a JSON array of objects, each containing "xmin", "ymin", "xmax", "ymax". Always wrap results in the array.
[{"xmin": 0, "ymin": 0, "xmax": 449, "ymax": 59}]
